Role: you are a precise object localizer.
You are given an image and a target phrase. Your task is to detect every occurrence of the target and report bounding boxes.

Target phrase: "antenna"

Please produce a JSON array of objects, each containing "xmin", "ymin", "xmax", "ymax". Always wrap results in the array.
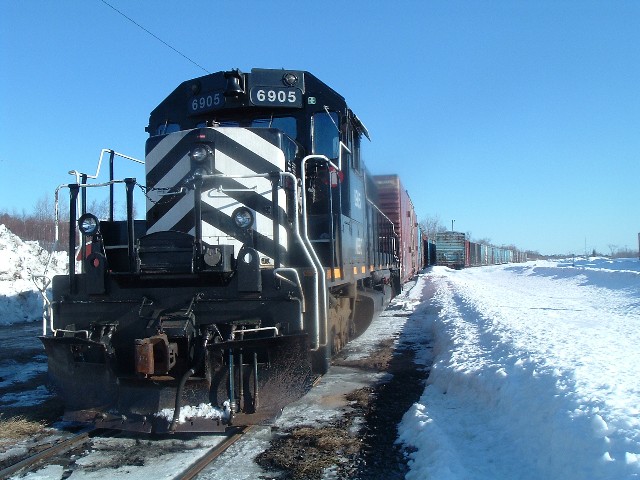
[{"xmin": 99, "ymin": 0, "xmax": 210, "ymax": 74}]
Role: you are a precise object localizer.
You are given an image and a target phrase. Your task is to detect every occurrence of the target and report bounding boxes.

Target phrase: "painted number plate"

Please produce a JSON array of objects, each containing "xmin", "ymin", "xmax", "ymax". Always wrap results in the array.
[
  {"xmin": 250, "ymin": 87, "xmax": 302, "ymax": 107},
  {"xmin": 189, "ymin": 91, "xmax": 225, "ymax": 114}
]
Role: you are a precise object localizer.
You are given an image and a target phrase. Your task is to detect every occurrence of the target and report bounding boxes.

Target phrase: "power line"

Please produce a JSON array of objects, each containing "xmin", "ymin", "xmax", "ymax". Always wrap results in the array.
[{"xmin": 99, "ymin": 0, "xmax": 210, "ymax": 74}]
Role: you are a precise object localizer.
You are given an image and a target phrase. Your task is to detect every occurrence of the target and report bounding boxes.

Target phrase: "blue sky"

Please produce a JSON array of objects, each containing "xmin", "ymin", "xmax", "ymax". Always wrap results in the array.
[{"xmin": 1, "ymin": 1, "xmax": 639, "ymax": 255}]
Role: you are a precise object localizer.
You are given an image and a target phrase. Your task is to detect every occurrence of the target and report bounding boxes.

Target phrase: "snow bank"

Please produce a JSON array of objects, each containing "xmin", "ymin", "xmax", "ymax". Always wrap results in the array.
[
  {"xmin": 398, "ymin": 260, "xmax": 640, "ymax": 480},
  {"xmin": 0, "ymin": 225, "xmax": 66, "ymax": 324}
]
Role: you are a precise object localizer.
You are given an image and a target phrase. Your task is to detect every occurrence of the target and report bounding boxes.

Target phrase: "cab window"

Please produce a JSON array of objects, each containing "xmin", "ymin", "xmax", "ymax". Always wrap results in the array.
[
  {"xmin": 352, "ymin": 130, "xmax": 363, "ymax": 173},
  {"xmin": 312, "ymin": 112, "xmax": 339, "ymax": 159},
  {"xmin": 251, "ymin": 116, "xmax": 297, "ymax": 139},
  {"xmin": 156, "ymin": 123, "xmax": 181, "ymax": 136},
  {"xmin": 208, "ymin": 116, "xmax": 297, "ymax": 140}
]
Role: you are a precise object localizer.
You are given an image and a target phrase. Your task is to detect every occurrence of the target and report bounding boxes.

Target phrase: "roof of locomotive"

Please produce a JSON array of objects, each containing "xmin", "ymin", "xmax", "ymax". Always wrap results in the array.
[{"xmin": 147, "ymin": 68, "xmax": 348, "ymax": 132}]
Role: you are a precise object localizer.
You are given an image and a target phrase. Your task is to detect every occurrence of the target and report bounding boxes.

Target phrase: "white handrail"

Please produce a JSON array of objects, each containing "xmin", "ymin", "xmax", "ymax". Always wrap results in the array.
[
  {"xmin": 68, "ymin": 148, "xmax": 143, "ymax": 183},
  {"xmin": 280, "ymin": 172, "xmax": 319, "ymax": 343},
  {"xmin": 300, "ymin": 155, "xmax": 335, "ymax": 350}
]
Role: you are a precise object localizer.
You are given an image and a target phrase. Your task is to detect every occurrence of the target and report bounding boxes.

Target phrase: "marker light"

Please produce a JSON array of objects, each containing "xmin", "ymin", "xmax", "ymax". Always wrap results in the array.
[
  {"xmin": 78, "ymin": 213, "xmax": 100, "ymax": 236},
  {"xmin": 232, "ymin": 207, "xmax": 254, "ymax": 229}
]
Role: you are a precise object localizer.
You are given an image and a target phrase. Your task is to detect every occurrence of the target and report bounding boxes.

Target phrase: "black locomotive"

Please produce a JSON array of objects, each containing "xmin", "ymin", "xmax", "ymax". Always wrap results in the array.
[{"xmin": 41, "ymin": 68, "xmax": 401, "ymax": 433}]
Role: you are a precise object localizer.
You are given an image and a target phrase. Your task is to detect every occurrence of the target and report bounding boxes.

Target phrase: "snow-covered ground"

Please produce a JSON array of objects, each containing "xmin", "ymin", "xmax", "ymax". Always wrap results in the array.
[{"xmin": 399, "ymin": 259, "xmax": 640, "ymax": 480}]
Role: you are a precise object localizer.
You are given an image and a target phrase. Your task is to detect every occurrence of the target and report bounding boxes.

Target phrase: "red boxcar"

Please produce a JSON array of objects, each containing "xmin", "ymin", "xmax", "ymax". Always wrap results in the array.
[{"xmin": 372, "ymin": 175, "xmax": 420, "ymax": 283}]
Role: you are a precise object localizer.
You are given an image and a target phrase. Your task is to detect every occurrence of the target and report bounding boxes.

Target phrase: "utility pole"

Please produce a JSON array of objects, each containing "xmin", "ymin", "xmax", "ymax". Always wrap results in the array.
[{"xmin": 452, "ymin": 220, "xmax": 455, "ymax": 232}]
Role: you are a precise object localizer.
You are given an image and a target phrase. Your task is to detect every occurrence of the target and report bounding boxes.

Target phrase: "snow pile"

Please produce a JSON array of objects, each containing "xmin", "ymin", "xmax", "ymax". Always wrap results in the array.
[
  {"xmin": 398, "ymin": 260, "xmax": 640, "ymax": 479},
  {"xmin": 155, "ymin": 401, "xmax": 229, "ymax": 424},
  {"xmin": 0, "ymin": 225, "xmax": 66, "ymax": 324}
]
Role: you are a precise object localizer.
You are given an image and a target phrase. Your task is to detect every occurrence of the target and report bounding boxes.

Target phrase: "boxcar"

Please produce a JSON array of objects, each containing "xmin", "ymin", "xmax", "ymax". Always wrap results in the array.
[
  {"xmin": 436, "ymin": 231, "xmax": 467, "ymax": 269},
  {"xmin": 426, "ymin": 238, "xmax": 437, "ymax": 266},
  {"xmin": 372, "ymin": 175, "xmax": 420, "ymax": 282}
]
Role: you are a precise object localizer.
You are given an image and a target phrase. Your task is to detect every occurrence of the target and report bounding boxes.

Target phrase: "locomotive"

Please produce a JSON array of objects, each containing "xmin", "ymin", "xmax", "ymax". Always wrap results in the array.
[{"xmin": 40, "ymin": 68, "xmax": 402, "ymax": 433}]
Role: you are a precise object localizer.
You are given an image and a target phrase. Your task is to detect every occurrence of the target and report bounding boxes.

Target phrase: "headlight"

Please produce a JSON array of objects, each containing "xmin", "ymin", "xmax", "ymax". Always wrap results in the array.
[
  {"xmin": 78, "ymin": 213, "xmax": 100, "ymax": 235},
  {"xmin": 232, "ymin": 207, "xmax": 254, "ymax": 229},
  {"xmin": 189, "ymin": 144, "xmax": 211, "ymax": 163},
  {"xmin": 282, "ymin": 72, "xmax": 298, "ymax": 86}
]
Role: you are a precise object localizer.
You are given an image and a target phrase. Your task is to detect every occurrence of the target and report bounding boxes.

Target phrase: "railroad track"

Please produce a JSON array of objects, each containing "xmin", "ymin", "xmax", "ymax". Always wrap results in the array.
[
  {"xmin": 0, "ymin": 427, "xmax": 108, "ymax": 479},
  {"xmin": 175, "ymin": 376, "xmax": 321, "ymax": 479},
  {"xmin": 173, "ymin": 426, "xmax": 251, "ymax": 480},
  {"xmin": 169, "ymin": 377, "xmax": 319, "ymax": 478},
  {"xmin": 1, "ymin": 376, "xmax": 318, "ymax": 479},
  {"xmin": 0, "ymin": 425, "xmax": 252, "ymax": 480}
]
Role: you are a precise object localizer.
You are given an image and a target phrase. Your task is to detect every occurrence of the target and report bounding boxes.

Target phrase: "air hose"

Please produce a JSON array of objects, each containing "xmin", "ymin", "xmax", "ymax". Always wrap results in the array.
[{"xmin": 169, "ymin": 332, "xmax": 211, "ymax": 432}]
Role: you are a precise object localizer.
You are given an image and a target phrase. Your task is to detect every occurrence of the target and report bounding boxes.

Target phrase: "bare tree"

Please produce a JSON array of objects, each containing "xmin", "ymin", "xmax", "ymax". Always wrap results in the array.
[
  {"xmin": 613, "ymin": 247, "xmax": 636, "ymax": 259},
  {"xmin": 475, "ymin": 237, "xmax": 492, "ymax": 245},
  {"xmin": 88, "ymin": 197, "xmax": 112, "ymax": 220},
  {"xmin": 33, "ymin": 194, "xmax": 54, "ymax": 222},
  {"xmin": 419, "ymin": 214, "xmax": 447, "ymax": 240},
  {"xmin": 31, "ymin": 194, "xmax": 56, "ymax": 243},
  {"xmin": 0, "ymin": 193, "xmax": 70, "ymax": 250}
]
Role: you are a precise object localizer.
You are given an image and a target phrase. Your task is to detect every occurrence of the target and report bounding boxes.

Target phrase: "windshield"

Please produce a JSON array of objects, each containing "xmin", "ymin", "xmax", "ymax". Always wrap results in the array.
[
  {"xmin": 212, "ymin": 116, "xmax": 297, "ymax": 139},
  {"xmin": 153, "ymin": 116, "xmax": 297, "ymax": 139}
]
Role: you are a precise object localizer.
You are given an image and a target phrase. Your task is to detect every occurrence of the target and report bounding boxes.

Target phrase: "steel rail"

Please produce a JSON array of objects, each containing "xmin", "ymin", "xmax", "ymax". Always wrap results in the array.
[
  {"xmin": 173, "ymin": 426, "xmax": 252, "ymax": 480},
  {"xmin": 0, "ymin": 427, "xmax": 104, "ymax": 479}
]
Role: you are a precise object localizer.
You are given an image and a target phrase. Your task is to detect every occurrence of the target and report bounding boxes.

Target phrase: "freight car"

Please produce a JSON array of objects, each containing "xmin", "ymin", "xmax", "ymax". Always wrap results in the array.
[
  {"xmin": 40, "ymin": 68, "xmax": 404, "ymax": 433},
  {"xmin": 435, "ymin": 232, "xmax": 527, "ymax": 268},
  {"xmin": 435, "ymin": 231, "xmax": 467, "ymax": 269},
  {"xmin": 424, "ymin": 234, "xmax": 437, "ymax": 267},
  {"xmin": 372, "ymin": 174, "xmax": 421, "ymax": 282}
]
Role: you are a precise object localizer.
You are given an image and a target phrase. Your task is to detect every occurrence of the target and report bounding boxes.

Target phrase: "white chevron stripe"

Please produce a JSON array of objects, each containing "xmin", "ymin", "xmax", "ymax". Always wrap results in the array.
[
  {"xmin": 216, "ymin": 128, "xmax": 286, "ymax": 170},
  {"xmin": 145, "ymin": 154, "xmax": 191, "ymax": 213},
  {"xmin": 145, "ymin": 130, "xmax": 190, "ymax": 171},
  {"xmin": 213, "ymin": 149, "xmax": 272, "ymax": 187},
  {"xmin": 147, "ymin": 191, "xmax": 194, "ymax": 234},
  {"xmin": 201, "ymin": 191, "xmax": 288, "ymax": 250}
]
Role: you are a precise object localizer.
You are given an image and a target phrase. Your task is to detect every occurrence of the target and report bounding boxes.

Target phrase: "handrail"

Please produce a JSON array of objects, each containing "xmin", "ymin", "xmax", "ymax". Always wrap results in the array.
[
  {"xmin": 53, "ymin": 179, "xmax": 133, "ymax": 242},
  {"xmin": 231, "ymin": 327, "xmax": 279, "ymax": 340},
  {"xmin": 280, "ymin": 172, "xmax": 319, "ymax": 343},
  {"xmin": 67, "ymin": 148, "xmax": 143, "ymax": 183},
  {"xmin": 274, "ymin": 268, "xmax": 305, "ymax": 331},
  {"xmin": 366, "ymin": 196, "xmax": 400, "ymax": 267},
  {"xmin": 68, "ymin": 149, "xmax": 143, "ymax": 223},
  {"xmin": 41, "ymin": 177, "xmax": 137, "ymax": 330},
  {"xmin": 300, "ymin": 155, "xmax": 337, "ymax": 350},
  {"xmin": 32, "ymin": 274, "xmax": 52, "ymax": 336}
]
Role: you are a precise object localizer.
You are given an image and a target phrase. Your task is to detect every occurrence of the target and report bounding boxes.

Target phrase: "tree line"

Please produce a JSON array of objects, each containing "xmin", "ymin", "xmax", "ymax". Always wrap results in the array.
[{"xmin": 1, "ymin": 195, "xmax": 118, "ymax": 251}]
